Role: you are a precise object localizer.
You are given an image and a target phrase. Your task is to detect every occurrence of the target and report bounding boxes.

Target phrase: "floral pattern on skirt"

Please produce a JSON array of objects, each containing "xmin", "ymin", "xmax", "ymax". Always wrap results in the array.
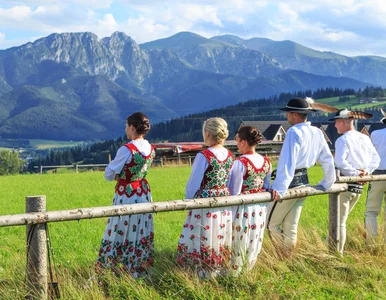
[
  {"xmin": 176, "ymin": 207, "xmax": 232, "ymax": 276},
  {"xmin": 96, "ymin": 192, "xmax": 154, "ymax": 277},
  {"xmin": 231, "ymin": 203, "xmax": 267, "ymax": 275}
]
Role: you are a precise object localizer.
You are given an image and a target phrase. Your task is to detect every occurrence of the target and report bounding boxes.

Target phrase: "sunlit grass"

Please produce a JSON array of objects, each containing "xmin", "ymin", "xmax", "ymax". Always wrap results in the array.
[{"xmin": 0, "ymin": 166, "xmax": 386, "ymax": 298}]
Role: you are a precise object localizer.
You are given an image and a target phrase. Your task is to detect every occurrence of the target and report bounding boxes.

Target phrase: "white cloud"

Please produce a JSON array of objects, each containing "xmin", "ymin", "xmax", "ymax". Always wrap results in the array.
[{"xmin": 0, "ymin": 0, "xmax": 385, "ymax": 56}]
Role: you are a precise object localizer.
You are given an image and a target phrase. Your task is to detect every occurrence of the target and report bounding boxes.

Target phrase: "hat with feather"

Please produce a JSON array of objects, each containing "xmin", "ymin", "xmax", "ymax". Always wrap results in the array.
[
  {"xmin": 380, "ymin": 108, "xmax": 386, "ymax": 124},
  {"xmin": 280, "ymin": 97, "xmax": 340, "ymax": 114},
  {"xmin": 328, "ymin": 108, "xmax": 372, "ymax": 121}
]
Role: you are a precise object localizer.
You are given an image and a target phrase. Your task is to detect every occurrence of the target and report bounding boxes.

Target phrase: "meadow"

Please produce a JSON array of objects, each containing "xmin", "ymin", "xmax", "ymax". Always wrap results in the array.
[{"xmin": 1, "ymin": 166, "xmax": 386, "ymax": 299}]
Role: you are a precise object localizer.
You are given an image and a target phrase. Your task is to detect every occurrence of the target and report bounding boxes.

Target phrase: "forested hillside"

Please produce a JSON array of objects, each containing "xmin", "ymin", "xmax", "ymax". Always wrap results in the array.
[{"xmin": 27, "ymin": 86, "xmax": 386, "ymax": 172}]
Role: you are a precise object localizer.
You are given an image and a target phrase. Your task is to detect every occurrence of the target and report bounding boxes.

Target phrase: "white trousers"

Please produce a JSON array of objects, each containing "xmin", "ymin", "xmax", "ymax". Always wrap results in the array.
[
  {"xmin": 267, "ymin": 196, "xmax": 306, "ymax": 251},
  {"xmin": 365, "ymin": 181, "xmax": 386, "ymax": 241},
  {"xmin": 339, "ymin": 191, "xmax": 361, "ymax": 254}
]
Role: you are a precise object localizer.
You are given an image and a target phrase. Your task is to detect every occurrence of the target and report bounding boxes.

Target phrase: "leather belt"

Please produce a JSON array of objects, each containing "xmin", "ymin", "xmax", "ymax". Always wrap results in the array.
[
  {"xmin": 347, "ymin": 183, "xmax": 364, "ymax": 194},
  {"xmin": 373, "ymin": 169, "xmax": 386, "ymax": 175},
  {"xmin": 289, "ymin": 168, "xmax": 309, "ymax": 188}
]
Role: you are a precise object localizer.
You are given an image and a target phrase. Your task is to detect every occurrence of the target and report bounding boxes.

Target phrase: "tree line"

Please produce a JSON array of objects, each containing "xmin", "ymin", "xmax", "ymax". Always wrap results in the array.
[{"xmin": 25, "ymin": 86, "xmax": 385, "ymax": 173}]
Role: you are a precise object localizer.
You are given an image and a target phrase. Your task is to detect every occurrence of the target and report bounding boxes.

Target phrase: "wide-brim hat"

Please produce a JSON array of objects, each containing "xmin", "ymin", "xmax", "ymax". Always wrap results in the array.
[
  {"xmin": 279, "ymin": 97, "xmax": 317, "ymax": 114},
  {"xmin": 329, "ymin": 108, "xmax": 372, "ymax": 121},
  {"xmin": 328, "ymin": 109, "xmax": 352, "ymax": 121},
  {"xmin": 381, "ymin": 108, "xmax": 386, "ymax": 124}
]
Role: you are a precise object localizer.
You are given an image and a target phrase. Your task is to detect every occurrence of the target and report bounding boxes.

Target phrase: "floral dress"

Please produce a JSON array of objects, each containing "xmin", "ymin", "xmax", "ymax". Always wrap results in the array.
[
  {"xmin": 176, "ymin": 148, "xmax": 233, "ymax": 278},
  {"xmin": 97, "ymin": 142, "xmax": 155, "ymax": 277},
  {"xmin": 228, "ymin": 155, "xmax": 271, "ymax": 275}
]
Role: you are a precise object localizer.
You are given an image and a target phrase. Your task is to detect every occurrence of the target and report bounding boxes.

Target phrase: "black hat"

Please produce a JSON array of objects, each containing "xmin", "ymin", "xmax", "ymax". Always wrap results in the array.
[
  {"xmin": 279, "ymin": 97, "xmax": 317, "ymax": 114},
  {"xmin": 381, "ymin": 108, "xmax": 386, "ymax": 124}
]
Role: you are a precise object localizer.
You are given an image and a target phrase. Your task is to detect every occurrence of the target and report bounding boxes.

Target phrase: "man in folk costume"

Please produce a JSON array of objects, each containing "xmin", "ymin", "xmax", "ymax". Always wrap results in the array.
[
  {"xmin": 329, "ymin": 108, "xmax": 380, "ymax": 254},
  {"xmin": 365, "ymin": 108, "xmax": 386, "ymax": 244},
  {"xmin": 268, "ymin": 97, "xmax": 336, "ymax": 254}
]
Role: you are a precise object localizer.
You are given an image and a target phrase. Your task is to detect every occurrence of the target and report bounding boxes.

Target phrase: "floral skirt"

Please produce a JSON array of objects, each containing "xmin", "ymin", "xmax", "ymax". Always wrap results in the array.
[
  {"xmin": 230, "ymin": 203, "xmax": 267, "ymax": 275},
  {"xmin": 176, "ymin": 207, "xmax": 232, "ymax": 276},
  {"xmin": 96, "ymin": 192, "xmax": 154, "ymax": 277}
]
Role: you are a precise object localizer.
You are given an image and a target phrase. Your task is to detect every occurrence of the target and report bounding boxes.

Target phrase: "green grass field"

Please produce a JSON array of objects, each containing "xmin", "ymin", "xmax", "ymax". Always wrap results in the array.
[
  {"xmin": 1, "ymin": 167, "xmax": 386, "ymax": 299},
  {"xmin": 28, "ymin": 139, "xmax": 88, "ymax": 149}
]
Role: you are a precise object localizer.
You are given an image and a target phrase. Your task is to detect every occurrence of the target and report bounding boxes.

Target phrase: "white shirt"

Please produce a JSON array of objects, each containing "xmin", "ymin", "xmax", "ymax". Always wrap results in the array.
[
  {"xmin": 371, "ymin": 128, "xmax": 386, "ymax": 170},
  {"xmin": 335, "ymin": 130, "xmax": 380, "ymax": 176},
  {"xmin": 185, "ymin": 147, "xmax": 230, "ymax": 199},
  {"xmin": 272, "ymin": 122, "xmax": 336, "ymax": 197},
  {"xmin": 227, "ymin": 153, "xmax": 272, "ymax": 195},
  {"xmin": 104, "ymin": 139, "xmax": 152, "ymax": 181}
]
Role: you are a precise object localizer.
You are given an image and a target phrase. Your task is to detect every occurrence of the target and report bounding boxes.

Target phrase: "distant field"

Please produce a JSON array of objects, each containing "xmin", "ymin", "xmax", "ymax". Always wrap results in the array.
[
  {"xmin": 319, "ymin": 95, "xmax": 386, "ymax": 110},
  {"xmin": 1, "ymin": 166, "xmax": 386, "ymax": 299},
  {"xmin": 28, "ymin": 139, "xmax": 88, "ymax": 149}
]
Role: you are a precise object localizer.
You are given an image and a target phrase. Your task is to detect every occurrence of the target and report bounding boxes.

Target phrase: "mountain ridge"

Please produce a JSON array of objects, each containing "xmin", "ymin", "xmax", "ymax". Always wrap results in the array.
[{"xmin": 0, "ymin": 31, "xmax": 377, "ymax": 140}]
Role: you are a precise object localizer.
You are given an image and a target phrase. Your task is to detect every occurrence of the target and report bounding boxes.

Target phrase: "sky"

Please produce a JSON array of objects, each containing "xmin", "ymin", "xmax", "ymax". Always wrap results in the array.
[{"xmin": 0, "ymin": 0, "xmax": 385, "ymax": 57}]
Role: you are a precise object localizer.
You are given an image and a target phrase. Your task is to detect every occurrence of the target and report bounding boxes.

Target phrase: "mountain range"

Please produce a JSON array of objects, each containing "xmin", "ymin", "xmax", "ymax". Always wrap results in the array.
[{"xmin": 0, "ymin": 31, "xmax": 383, "ymax": 140}]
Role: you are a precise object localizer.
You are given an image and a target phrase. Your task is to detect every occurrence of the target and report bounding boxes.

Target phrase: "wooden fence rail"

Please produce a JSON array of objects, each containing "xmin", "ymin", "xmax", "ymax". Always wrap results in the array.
[{"xmin": 1, "ymin": 174, "xmax": 386, "ymax": 299}]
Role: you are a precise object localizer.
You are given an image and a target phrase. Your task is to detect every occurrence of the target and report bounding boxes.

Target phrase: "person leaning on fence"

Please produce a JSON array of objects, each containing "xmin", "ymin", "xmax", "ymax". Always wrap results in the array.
[
  {"xmin": 330, "ymin": 109, "xmax": 380, "ymax": 254},
  {"xmin": 365, "ymin": 108, "xmax": 386, "ymax": 244},
  {"xmin": 96, "ymin": 112, "xmax": 156, "ymax": 278},
  {"xmin": 268, "ymin": 97, "xmax": 336, "ymax": 256},
  {"xmin": 176, "ymin": 117, "xmax": 234, "ymax": 279},
  {"xmin": 227, "ymin": 126, "xmax": 272, "ymax": 276}
]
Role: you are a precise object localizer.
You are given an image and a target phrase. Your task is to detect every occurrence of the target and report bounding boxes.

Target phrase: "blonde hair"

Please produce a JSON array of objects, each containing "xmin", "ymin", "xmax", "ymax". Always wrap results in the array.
[{"xmin": 202, "ymin": 117, "xmax": 229, "ymax": 144}]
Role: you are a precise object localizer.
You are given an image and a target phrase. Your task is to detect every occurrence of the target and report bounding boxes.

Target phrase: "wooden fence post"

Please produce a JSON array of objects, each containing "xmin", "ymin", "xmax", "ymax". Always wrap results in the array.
[
  {"xmin": 75, "ymin": 164, "xmax": 78, "ymax": 173},
  {"xmin": 40, "ymin": 165, "xmax": 43, "ymax": 175},
  {"xmin": 328, "ymin": 170, "xmax": 340, "ymax": 253},
  {"xmin": 189, "ymin": 156, "xmax": 192, "ymax": 167},
  {"xmin": 160, "ymin": 158, "xmax": 163, "ymax": 168},
  {"xmin": 26, "ymin": 195, "xmax": 47, "ymax": 299}
]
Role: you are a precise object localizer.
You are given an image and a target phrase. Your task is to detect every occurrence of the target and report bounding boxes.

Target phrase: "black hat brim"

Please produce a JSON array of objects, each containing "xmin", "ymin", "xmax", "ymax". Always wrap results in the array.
[{"xmin": 279, "ymin": 107, "xmax": 317, "ymax": 114}]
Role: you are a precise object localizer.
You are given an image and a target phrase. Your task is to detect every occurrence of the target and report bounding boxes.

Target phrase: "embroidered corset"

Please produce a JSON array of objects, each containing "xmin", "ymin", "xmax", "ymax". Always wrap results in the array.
[
  {"xmin": 239, "ymin": 156, "xmax": 271, "ymax": 194},
  {"xmin": 115, "ymin": 143, "xmax": 155, "ymax": 198},
  {"xmin": 194, "ymin": 149, "xmax": 233, "ymax": 198}
]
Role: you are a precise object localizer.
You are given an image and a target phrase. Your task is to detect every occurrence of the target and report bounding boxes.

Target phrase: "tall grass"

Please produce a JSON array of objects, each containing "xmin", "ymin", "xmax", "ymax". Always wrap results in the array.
[{"xmin": 0, "ymin": 166, "xmax": 386, "ymax": 299}]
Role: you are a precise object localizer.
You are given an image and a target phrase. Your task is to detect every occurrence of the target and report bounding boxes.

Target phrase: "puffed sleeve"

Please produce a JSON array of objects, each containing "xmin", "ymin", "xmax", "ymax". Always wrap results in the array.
[
  {"xmin": 366, "ymin": 136, "xmax": 380, "ymax": 174},
  {"xmin": 227, "ymin": 160, "xmax": 245, "ymax": 195},
  {"xmin": 185, "ymin": 153, "xmax": 208, "ymax": 199},
  {"xmin": 272, "ymin": 130, "xmax": 301, "ymax": 197},
  {"xmin": 316, "ymin": 135, "xmax": 336, "ymax": 189},
  {"xmin": 104, "ymin": 146, "xmax": 131, "ymax": 181},
  {"xmin": 334, "ymin": 137, "xmax": 358, "ymax": 176},
  {"xmin": 263, "ymin": 158, "xmax": 272, "ymax": 190}
]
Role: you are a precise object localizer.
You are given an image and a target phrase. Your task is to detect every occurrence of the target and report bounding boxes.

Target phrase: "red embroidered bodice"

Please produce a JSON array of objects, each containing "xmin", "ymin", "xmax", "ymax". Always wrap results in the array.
[
  {"xmin": 194, "ymin": 149, "xmax": 233, "ymax": 198},
  {"xmin": 115, "ymin": 143, "xmax": 155, "ymax": 198},
  {"xmin": 238, "ymin": 156, "xmax": 271, "ymax": 194}
]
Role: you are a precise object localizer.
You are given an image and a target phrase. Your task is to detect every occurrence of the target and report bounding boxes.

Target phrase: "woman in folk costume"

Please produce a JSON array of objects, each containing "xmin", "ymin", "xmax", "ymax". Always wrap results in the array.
[
  {"xmin": 97, "ymin": 112, "xmax": 155, "ymax": 278},
  {"xmin": 227, "ymin": 126, "xmax": 272, "ymax": 275},
  {"xmin": 176, "ymin": 117, "xmax": 234, "ymax": 279}
]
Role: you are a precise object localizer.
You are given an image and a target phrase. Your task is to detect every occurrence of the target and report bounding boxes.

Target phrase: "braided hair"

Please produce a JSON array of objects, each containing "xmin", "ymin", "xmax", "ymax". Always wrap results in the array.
[
  {"xmin": 126, "ymin": 112, "xmax": 151, "ymax": 136},
  {"xmin": 237, "ymin": 126, "xmax": 262, "ymax": 146}
]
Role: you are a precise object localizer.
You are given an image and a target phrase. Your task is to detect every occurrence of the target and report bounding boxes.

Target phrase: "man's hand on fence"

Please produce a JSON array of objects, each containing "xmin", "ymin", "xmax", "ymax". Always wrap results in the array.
[
  {"xmin": 269, "ymin": 189, "xmax": 280, "ymax": 202},
  {"xmin": 357, "ymin": 169, "xmax": 368, "ymax": 185},
  {"xmin": 114, "ymin": 175, "xmax": 120, "ymax": 181}
]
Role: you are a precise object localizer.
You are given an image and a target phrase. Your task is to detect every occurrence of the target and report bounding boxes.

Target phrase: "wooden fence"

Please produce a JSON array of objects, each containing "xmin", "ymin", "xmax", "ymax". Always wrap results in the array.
[
  {"xmin": 1, "ymin": 174, "xmax": 386, "ymax": 299},
  {"xmin": 35, "ymin": 157, "xmax": 193, "ymax": 174}
]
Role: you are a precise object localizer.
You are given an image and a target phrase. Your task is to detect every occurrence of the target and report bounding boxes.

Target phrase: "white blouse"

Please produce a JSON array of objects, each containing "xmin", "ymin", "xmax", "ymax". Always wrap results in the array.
[
  {"xmin": 271, "ymin": 122, "xmax": 336, "ymax": 197},
  {"xmin": 335, "ymin": 130, "xmax": 380, "ymax": 176},
  {"xmin": 104, "ymin": 139, "xmax": 152, "ymax": 181},
  {"xmin": 227, "ymin": 153, "xmax": 272, "ymax": 195},
  {"xmin": 185, "ymin": 147, "xmax": 230, "ymax": 199}
]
